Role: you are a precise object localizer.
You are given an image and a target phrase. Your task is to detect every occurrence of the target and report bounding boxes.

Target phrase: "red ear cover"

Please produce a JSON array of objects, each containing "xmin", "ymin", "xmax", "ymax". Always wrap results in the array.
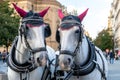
[
  {"xmin": 39, "ymin": 7, "xmax": 50, "ymax": 17},
  {"xmin": 12, "ymin": 3, "xmax": 27, "ymax": 17},
  {"xmin": 58, "ymin": 9, "xmax": 64, "ymax": 19},
  {"xmin": 78, "ymin": 8, "xmax": 89, "ymax": 21}
]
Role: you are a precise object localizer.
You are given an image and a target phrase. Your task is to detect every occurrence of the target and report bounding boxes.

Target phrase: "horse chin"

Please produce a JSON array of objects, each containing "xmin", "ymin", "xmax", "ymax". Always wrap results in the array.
[
  {"xmin": 60, "ymin": 66, "xmax": 71, "ymax": 71},
  {"xmin": 37, "ymin": 58, "xmax": 47, "ymax": 66},
  {"xmin": 59, "ymin": 63, "xmax": 71, "ymax": 71}
]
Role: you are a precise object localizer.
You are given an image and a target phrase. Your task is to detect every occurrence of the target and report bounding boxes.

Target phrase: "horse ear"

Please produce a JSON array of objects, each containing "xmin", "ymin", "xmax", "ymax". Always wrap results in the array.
[
  {"xmin": 58, "ymin": 9, "xmax": 64, "ymax": 19},
  {"xmin": 39, "ymin": 7, "xmax": 50, "ymax": 17},
  {"xmin": 12, "ymin": 3, "xmax": 27, "ymax": 17},
  {"xmin": 78, "ymin": 8, "xmax": 89, "ymax": 22}
]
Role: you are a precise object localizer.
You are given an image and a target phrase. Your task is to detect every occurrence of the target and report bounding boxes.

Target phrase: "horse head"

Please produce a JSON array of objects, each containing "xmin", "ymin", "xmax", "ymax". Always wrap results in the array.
[
  {"xmin": 56, "ymin": 9, "xmax": 88, "ymax": 70},
  {"xmin": 13, "ymin": 3, "xmax": 51, "ymax": 66}
]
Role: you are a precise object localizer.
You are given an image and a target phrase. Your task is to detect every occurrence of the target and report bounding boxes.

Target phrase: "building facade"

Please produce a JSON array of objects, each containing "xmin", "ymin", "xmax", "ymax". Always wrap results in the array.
[
  {"xmin": 10, "ymin": 0, "xmax": 62, "ymax": 50},
  {"xmin": 110, "ymin": 0, "xmax": 120, "ymax": 50}
]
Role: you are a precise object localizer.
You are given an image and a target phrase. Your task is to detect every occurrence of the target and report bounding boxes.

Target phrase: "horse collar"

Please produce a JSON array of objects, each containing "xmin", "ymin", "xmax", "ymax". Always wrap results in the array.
[
  {"xmin": 72, "ymin": 37, "xmax": 97, "ymax": 76},
  {"xmin": 7, "ymin": 37, "xmax": 37, "ymax": 73}
]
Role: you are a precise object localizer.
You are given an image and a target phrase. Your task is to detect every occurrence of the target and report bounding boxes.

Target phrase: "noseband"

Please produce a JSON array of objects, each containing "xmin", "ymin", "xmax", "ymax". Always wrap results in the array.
[{"xmin": 60, "ymin": 50, "xmax": 76, "ymax": 57}]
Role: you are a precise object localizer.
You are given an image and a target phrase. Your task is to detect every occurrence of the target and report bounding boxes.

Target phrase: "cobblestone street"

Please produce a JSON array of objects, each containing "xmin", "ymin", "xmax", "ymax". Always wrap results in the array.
[
  {"xmin": 0, "ymin": 60, "xmax": 120, "ymax": 80},
  {"xmin": 108, "ymin": 59, "xmax": 120, "ymax": 80}
]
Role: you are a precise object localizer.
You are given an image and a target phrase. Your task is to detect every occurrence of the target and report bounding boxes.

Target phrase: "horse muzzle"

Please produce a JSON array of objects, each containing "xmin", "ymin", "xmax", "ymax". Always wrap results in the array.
[
  {"xmin": 58, "ymin": 52, "xmax": 73, "ymax": 71},
  {"xmin": 59, "ymin": 62, "xmax": 71, "ymax": 71},
  {"xmin": 36, "ymin": 52, "xmax": 48, "ymax": 66},
  {"xmin": 59, "ymin": 58, "xmax": 71, "ymax": 71}
]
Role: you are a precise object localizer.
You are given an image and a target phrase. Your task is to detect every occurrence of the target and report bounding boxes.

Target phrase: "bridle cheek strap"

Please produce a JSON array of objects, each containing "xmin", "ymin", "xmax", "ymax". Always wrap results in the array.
[
  {"xmin": 60, "ymin": 40, "xmax": 82, "ymax": 57},
  {"xmin": 23, "ymin": 33, "xmax": 47, "ymax": 54}
]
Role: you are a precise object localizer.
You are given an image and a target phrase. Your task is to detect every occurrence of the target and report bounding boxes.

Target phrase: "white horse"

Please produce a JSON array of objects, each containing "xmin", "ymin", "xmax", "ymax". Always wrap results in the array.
[
  {"xmin": 55, "ymin": 9, "xmax": 108, "ymax": 80},
  {"xmin": 7, "ymin": 3, "xmax": 56, "ymax": 80}
]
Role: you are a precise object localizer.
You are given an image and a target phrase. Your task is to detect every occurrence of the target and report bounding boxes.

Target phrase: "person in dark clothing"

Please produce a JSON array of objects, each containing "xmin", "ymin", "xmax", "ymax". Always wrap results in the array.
[
  {"xmin": 0, "ymin": 51, "xmax": 2, "ymax": 60},
  {"xmin": 109, "ymin": 50, "xmax": 115, "ymax": 64},
  {"xmin": 2, "ymin": 50, "xmax": 7, "ymax": 62}
]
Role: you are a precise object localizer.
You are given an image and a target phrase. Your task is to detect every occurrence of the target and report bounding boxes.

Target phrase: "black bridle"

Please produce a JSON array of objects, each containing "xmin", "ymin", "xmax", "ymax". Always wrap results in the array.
[
  {"xmin": 7, "ymin": 18, "xmax": 52, "ymax": 80},
  {"xmin": 19, "ymin": 19, "xmax": 51, "ymax": 72},
  {"xmin": 20, "ymin": 18, "xmax": 47, "ymax": 54},
  {"xmin": 59, "ymin": 20, "xmax": 83, "ymax": 57},
  {"xmin": 55, "ymin": 20, "xmax": 97, "ymax": 80},
  {"xmin": 54, "ymin": 20, "xmax": 83, "ymax": 79}
]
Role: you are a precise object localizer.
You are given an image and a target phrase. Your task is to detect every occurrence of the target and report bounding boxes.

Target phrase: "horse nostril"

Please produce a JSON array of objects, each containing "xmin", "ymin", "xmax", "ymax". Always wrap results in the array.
[
  {"xmin": 37, "ymin": 58, "xmax": 40, "ymax": 63},
  {"xmin": 68, "ymin": 58, "xmax": 71, "ymax": 64},
  {"xmin": 63, "ymin": 58, "xmax": 71, "ymax": 65}
]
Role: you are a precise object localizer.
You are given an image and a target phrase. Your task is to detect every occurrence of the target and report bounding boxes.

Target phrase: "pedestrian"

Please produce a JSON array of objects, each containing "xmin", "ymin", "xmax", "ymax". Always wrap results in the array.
[
  {"xmin": 117, "ymin": 50, "xmax": 120, "ymax": 59},
  {"xmin": 1, "ymin": 50, "xmax": 7, "ymax": 63},
  {"xmin": 109, "ymin": 50, "xmax": 115, "ymax": 64},
  {"xmin": 105, "ymin": 49, "xmax": 109, "ymax": 60},
  {"xmin": 0, "ymin": 51, "xmax": 2, "ymax": 60}
]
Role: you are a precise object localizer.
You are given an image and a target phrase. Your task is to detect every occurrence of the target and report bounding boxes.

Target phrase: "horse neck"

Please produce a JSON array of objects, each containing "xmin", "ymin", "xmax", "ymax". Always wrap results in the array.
[
  {"xmin": 74, "ymin": 36, "xmax": 89, "ymax": 65},
  {"xmin": 15, "ymin": 36, "xmax": 29, "ymax": 64}
]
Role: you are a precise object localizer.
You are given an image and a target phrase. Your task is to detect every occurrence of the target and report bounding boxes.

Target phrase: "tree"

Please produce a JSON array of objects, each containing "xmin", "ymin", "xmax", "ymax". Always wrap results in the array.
[
  {"xmin": 68, "ymin": 9, "xmax": 78, "ymax": 16},
  {"xmin": 0, "ymin": 1, "xmax": 20, "ymax": 52},
  {"xmin": 93, "ymin": 28, "xmax": 113, "ymax": 51}
]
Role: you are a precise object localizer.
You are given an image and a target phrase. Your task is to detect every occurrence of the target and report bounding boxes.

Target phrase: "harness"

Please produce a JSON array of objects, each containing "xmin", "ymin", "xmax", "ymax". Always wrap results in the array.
[
  {"xmin": 7, "ymin": 10, "xmax": 53, "ymax": 80},
  {"xmin": 55, "ymin": 15, "xmax": 107, "ymax": 80},
  {"xmin": 95, "ymin": 49, "xmax": 107, "ymax": 80},
  {"xmin": 7, "ymin": 37, "xmax": 38, "ymax": 80},
  {"xmin": 72, "ymin": 37, "xmax": 97, "ymax": 76},
  {"xmin": 58, "ymin": 37, "xmax": 97, "ymax": 80},
  {"xmin": 56, "ymin": 35, "xmax": 106, "ymax": 80},
  {"xmin": 7, "ymin": 37, "xmax": 54, "ymax": 80},
  {"xmin": 7, "ymin": 37, "xmax": 37, "ymax": 73}
]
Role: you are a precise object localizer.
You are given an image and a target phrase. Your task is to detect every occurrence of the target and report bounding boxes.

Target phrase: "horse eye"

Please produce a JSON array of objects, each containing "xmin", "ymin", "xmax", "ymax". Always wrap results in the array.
[
  {"xmin": 75, "ymin": 30, "xmax": 80, "ymax": 34},
  {"xmin": 75, "ymin": 23, "xmax": 79, "ymax": 25},
  {"xmin": 26, "ymin": 26, "xmax": 29, "ymax": 30}
]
